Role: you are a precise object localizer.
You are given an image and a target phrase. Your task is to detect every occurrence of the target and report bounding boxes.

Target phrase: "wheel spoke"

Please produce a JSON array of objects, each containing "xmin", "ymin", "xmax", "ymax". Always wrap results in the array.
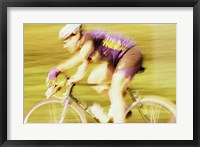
[
  {"xmin": 148, "ymin": 104, "xmax": 161, "ymax": 123},
  {"xmin": 24, "ymin": 99, "xmax": 86, "ymax": 123}
]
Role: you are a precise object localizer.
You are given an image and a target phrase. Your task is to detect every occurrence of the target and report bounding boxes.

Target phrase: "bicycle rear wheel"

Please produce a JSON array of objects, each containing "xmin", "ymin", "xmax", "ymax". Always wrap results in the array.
[
  {"xmin": 125, "ymin": 96, "xmax": 176, "ymax": 123},
  {"xmin": 24, "ymin": 99, "xmax": 87, "ymax": 123}
]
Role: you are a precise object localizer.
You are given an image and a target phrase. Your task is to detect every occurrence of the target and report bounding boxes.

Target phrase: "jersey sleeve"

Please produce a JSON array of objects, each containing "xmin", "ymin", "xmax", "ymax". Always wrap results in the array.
[{"xmin": 83, "ymin": 33, "xmax": 94, "ymax": 43}]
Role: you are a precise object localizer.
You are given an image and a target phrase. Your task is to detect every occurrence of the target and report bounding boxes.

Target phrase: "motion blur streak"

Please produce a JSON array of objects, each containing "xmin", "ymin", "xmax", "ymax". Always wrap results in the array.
[{"xmin": 24, "ymin": 24, "xmax": 176, "ymax": 123}]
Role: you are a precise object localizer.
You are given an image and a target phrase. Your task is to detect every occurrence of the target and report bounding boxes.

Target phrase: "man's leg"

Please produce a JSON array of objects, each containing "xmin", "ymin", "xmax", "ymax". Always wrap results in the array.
[
  {"xmin": 108, "ymin": 72, "xmax": 131, "ymax": 123},
  {"xmin": 87, "ymin": 62, "xmax": 114, "ymax": 123},
  {"xmin": 108, "ymin": 47, "xmax": 143, "ymax": 123}
]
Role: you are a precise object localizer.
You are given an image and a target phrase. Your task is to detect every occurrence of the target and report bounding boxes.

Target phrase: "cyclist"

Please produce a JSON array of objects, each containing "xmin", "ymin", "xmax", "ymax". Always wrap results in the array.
[{"xmin": 46, "ymin": 24, "xmax": 143, "ymax": 123}]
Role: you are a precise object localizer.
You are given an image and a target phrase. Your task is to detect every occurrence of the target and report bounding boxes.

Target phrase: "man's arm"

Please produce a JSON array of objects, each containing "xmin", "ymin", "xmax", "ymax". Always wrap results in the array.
[
  {"xmin": 69, "ymin": 59, "xmax": 89, "ymax": 83},
  {"xmin": 56, "ymin": 41, "xmax": 94, "ymax": 72}
]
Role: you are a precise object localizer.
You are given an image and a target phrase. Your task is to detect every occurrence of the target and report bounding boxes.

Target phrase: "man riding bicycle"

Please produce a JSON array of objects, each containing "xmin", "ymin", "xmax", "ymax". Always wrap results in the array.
[{"xmin": 46, "ymin": 24, "xmax": 143, "ymax": 123}]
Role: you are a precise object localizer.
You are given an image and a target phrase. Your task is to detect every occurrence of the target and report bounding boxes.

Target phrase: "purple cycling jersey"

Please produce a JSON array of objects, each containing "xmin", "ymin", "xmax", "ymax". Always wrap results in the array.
[{"xmin": 86, "ymin": 30, "xmax": 136, "ymax": 67}]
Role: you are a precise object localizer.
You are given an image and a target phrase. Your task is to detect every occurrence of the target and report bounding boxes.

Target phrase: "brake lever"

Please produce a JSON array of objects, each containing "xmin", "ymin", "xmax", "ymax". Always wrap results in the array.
[
  {"xmin": 45, "ymin": 74, "xmax": 69, "ymax": 99},
  {"xmin": 45, "ymin": 83, "xmax": 62, "ymax": 99}
]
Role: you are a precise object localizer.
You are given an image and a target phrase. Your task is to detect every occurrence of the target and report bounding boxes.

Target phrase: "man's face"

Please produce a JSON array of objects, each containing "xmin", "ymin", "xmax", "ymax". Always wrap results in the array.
[{"xmin": 63, "ymin": 32, "xmax": 80, "ymax": 53}]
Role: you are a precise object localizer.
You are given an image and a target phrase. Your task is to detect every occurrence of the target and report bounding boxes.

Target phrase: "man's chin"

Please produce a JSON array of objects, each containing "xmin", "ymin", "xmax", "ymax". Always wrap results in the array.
[
  {"xmin": 64, "ymin": 48, "xmax": 72, "ymax": 52},
  {"xmin": 64, "ymin": 47, "xmax": 77, "ymax": 53}
]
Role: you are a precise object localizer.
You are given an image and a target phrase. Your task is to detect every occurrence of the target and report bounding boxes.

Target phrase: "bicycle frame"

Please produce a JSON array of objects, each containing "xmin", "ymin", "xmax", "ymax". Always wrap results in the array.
[
  {"xmin": 66, "ymin": 83, "xmax": 106, "ymax": 123},
  {"xmin": 25, "ymin": 79, "xmax": 176, "ymax": 123},
  {"xmin": 59, "ymin": 82, "xmax": 143, "ymax": 123},
  {"xmin": 45, "ymin": 73, "xmax": 166, "ymax": 123},
  {"xmin": 25, "ymin": 72, "xmax": 176, "ymax": 123}
]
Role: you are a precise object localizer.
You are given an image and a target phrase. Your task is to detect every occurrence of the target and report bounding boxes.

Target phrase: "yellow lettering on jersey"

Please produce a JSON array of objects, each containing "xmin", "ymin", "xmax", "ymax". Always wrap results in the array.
[{"xmin": 102, "ymin": 39, "xmax": 127, "ymax": 51}]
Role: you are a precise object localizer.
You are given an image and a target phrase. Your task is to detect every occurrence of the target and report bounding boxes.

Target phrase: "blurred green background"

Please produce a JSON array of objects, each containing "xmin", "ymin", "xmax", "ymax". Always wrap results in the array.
[{"xmin": 24, "ymin": 24, "xmax": 176, "ymax": 123}]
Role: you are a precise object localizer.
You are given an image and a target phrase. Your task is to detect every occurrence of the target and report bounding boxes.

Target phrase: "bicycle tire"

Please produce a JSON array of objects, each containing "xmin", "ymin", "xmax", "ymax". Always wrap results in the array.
[
  {"xmin": 24, "ymin": 98, "xmax": 87, "ymax": 123},
  {"xmin": 125, "ymin": 96, "xmax": 176, "ymax": 123}
]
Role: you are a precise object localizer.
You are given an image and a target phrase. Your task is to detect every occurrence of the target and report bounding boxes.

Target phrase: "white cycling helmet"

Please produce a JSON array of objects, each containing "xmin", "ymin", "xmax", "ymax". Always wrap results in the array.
[{"xmin": 58, "ymin": 24, "xmax": 82, "ymax": 40}]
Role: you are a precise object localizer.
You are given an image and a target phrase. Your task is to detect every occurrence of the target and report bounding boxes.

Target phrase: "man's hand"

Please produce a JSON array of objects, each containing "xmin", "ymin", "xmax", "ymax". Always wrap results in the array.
[{"xmin": 66, "ymin": 76, "xmax": 77, "ymax": 86}]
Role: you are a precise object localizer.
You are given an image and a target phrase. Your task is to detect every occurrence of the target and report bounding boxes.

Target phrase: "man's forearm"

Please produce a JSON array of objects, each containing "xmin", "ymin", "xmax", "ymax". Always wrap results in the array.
[
  {"xmin": 57, "ymin": 54, "xmax": 83, "ymax": 72},
  {"xmin": 57, "ymin": 41, "xmax": 93, "ymax": 72},
  {"xmin": 70, "ymin": 60, "xmax": 89, "ymax": 82}
]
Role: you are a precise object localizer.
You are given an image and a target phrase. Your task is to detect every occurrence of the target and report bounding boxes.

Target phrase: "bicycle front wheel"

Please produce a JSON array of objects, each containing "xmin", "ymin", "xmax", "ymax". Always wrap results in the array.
[
  {"xmin": 125, "ymin": 96, "xmax": 176, "ymax": 123},
  {"xmin": 24, "ymin": 99, "xmax": 87, "ymax": 123}
]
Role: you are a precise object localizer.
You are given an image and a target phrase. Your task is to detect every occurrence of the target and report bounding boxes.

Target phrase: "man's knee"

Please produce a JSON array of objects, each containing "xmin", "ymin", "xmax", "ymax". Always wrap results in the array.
[{"xmin": 108, "ymin": 86, "xmax": 123, "ymax": 102}]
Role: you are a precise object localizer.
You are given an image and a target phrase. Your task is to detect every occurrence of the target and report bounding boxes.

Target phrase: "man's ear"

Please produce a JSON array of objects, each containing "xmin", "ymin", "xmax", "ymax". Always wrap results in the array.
[{"xmin": 75, "ymin": 31, "xmax": 81, "ymax": 39}]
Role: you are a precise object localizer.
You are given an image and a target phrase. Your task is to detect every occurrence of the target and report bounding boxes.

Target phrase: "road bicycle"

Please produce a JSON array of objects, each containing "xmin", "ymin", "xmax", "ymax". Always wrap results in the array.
[{"xmin": 24, "ymin": 74, "xmax": 176, "ymax": 123}]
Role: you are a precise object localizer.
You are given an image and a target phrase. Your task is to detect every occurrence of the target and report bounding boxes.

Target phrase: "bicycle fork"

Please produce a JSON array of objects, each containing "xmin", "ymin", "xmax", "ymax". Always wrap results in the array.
[{"xmin": 58, "ymin": 96, "xmax": 71, "ymax": 123}]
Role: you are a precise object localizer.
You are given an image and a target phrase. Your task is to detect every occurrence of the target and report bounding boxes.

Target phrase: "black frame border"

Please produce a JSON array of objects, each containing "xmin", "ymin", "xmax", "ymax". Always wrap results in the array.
[{"xmin": 0, "ymin": 0, "xmax": 199, "ymax": 147}]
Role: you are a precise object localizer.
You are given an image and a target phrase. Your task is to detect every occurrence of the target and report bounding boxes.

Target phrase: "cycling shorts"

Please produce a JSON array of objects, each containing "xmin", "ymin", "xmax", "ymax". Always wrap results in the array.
[{"xmin": 114, "ymin": 47, "xmax": 143, "ymax": 79}]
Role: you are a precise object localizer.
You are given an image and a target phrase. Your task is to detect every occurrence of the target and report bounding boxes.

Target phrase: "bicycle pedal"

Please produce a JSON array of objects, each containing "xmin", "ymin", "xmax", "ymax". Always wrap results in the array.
[
  {"xmin": 108, "ymin": 118, "xmax": 113, "ymax": 123},
  {"xmin": 125, "ymin": 111, "xmax": 132, "ymax": 119}
]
